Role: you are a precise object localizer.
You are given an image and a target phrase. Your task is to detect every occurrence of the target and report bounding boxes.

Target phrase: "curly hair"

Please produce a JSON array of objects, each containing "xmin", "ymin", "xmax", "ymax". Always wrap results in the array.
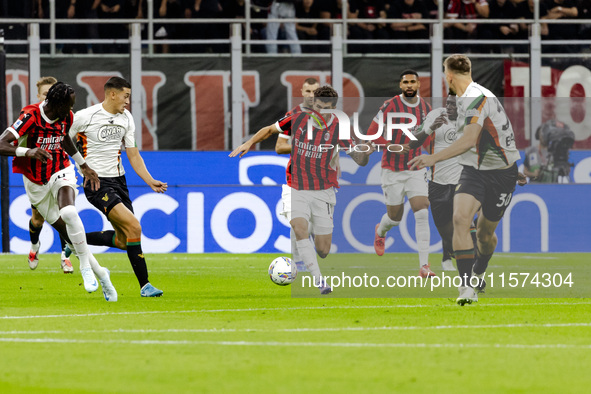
[
  {"xmin": 45, "ymin": 82, "xmax": 75, "ymax": 107},
  {"xmin": 313, "ymin": 85, "xmax": 338, "ymax": 106}
]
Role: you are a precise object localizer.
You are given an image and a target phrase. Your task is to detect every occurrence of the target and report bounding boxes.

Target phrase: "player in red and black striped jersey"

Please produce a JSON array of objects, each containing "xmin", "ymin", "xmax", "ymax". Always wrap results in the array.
[
  {"xmin": 233, "ymin": 85, "xmax": 374, "ymax": 293},
  {"xmin": 278, "ymin": 86, "xmax": 373, "ymax": 293},
  {"xmin": 230, "ymin": 78, "xmax": 319, "ymax": 272},
  {"xmin": 13, "ymin": 77, "xmax": 73, "ymax": 273},
  {"xmin": 368, "ymin": 69, "xmax": 435, "ymax": 278},
  {"xmin": 0, "ymin": 82, "xmax": 117, "ymax": 301}
]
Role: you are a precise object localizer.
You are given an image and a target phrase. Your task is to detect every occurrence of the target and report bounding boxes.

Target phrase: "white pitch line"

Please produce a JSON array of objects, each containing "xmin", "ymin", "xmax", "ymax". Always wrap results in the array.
[
  {"xmin": 0, "ymin": 337, "xmax": 589, "ymax": 349},
  {"xmin": 1, "ymin": 322, "xmax": 591, "ymax": 336},
  {"xmin": 1, "ymin": 301, "xmax": 590, "ymax": 320}
]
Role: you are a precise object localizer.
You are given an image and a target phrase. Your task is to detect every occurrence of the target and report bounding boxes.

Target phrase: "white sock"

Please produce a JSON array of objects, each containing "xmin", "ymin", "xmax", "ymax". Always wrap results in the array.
[
  {"xmin": 290, "ymin": 228, "xmax": 302, "ymax": 263},
  {"xmin": 59, "ymin": 206, "xmax": 91, "ymax": 270},
  {"xmin": 31, "ymin": 242, "xmax": 40, "ymax": 253},
  {"xmin": 88, "ymin": 253, "xmax": 108, "ymax": 279},
  {"xmin": 377, "ymin": 213, "xmax": 400, "ymax": 238},
  {"xmin": 414, "ymin": 209, "xmax": 430, "ymax": 267},
  {"xmin": 296, "ymin": 239, "xmax": 323, "ymax": 286}
]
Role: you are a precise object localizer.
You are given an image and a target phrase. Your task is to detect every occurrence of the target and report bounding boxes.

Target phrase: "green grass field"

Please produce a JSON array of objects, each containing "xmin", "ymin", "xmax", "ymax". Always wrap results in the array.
[{"xmin": 0, "ymin": 253, "xmax": 590, "ymax": 393}]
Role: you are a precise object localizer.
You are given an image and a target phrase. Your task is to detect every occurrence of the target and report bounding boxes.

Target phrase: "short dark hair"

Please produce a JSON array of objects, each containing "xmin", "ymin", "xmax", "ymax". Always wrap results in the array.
[
  {"xmin": 104, "ymin": 76, "xmax": 131, "ymax": 92},
  {"xmin": 303, "ymin": 77, "xmax": 319, "ymax": 86},
  {"xmin": 46, "ymin": 82, "xmax": 75, "ymax": 107},
  {"xmin": 444, "ymin": 54, "xmax": 471, "ymax": 75},
  {"xmin": 400, "ymin": 69, "xmax": 419, "ymax": 80},
  {"xmin": 314, "ymin": 85, "xmax": 338, "ymax": 106}
]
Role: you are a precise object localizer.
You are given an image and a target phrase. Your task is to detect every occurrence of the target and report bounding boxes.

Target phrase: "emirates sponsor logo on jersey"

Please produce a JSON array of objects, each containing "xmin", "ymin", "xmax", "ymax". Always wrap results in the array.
[
  {"xmin": 98, "ymin": 125, "xmax": 123, "ymax": 142},
  {"xmin": 36, "ymin": 135, "xmax": 64, "ymax": 151}
]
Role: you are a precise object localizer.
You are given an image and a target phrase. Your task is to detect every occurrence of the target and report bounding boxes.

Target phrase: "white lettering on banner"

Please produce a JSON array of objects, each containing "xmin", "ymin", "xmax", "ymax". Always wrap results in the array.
[
  {"xmin": 502, "ymin": 193, "xmax": 549, "ymax": 252},
  {"xmin": 342, "ymin": 192, "xmax": 394, "ymax": 253},
  {"xmin": 210, "ymin": 192, "xmax": 272, "ymax": 253},
  {"xmin": 132, "ymin": 194, "xmax": 180, "ymax": 253},
  {"xmin": 9, "ymin": 194, "xmax": 54, "ymax": 254},
  {"xmin": 573, "ymin": 157, "xmax": 591, "ymax": 183},
  {"xmin": 238, "ymin": 156, "xmax": 289, "ymax": 185},
  {"xmin": 187, "ymin": 192, "xmax": 205, "ymax": 253}
]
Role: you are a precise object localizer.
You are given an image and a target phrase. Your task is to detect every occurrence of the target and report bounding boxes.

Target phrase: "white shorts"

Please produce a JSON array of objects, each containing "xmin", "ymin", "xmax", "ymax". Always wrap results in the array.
[
  {"xmin": 283, "ymin": 186, "xmax": 336, "ymax": 236},
  {"xmin": 381, "ymin": 168, "xmax": 428, "ymax": 206},
  {"xmin": 24, "ymin": 165, "xmax": 79, "ymax": 224}
]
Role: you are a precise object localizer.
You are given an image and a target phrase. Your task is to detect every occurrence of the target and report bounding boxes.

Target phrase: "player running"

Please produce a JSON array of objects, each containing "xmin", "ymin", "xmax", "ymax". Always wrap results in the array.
[
  {"xmin": 69, "ymin": 76, "xmax": 166, "ymax": 298},
  {"xmin": 26, "ymin": 76, "xmax": 74, "ymax": 273},
  {"xmin": 0, "ymin": 82, "xmax": 117, "ymax": 301},
  {"xmin": 409, "ymin": 54, "xmax": 521, "ymax": 305},
  {"xmin": 369, "ymin": 69, "xmax": 434, "ymax": 278},
  {"xmin": 233, "ymin": 85, "xmax": 374, "ymax": 293},
  {"xmin": 230, "ymin": 77, "xmax": 320, "ymax": 272}
]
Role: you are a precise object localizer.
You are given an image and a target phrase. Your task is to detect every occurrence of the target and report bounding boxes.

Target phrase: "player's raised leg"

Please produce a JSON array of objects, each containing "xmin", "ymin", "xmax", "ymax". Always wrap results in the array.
[
  {"xmin": 291, "ymin": 217, "xmax": 331, "ymax": 294},
  {"xmin": 108, "ymin": 203, "xmax": 163, "ymax": 297},
  {"xmin": 375, "ymin": 204, "xmax": 402, "ymax": 256}
]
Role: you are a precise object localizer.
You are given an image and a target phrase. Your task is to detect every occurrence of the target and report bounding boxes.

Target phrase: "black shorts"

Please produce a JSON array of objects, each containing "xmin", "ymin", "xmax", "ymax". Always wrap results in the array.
[
  {"xmin": 84, "ymin": 176, "xmax": 134, "ymax": 217},
  {"xmin": 456, "ymin": 164, "xmax": 518, "ymax": 222},
  {"xmin": 428, "ymin": 182, "xmax": 455, "ymax": 228}
]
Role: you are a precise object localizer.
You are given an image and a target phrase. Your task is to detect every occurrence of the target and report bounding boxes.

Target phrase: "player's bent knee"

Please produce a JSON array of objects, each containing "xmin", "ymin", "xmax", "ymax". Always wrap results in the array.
[
  {"xmin": 58, "ymin": 205, "xmax": 80, "ymax": 225},
  {"xmin": 452, "ymin": 212, "xmax": 471, "ymax": 231}
]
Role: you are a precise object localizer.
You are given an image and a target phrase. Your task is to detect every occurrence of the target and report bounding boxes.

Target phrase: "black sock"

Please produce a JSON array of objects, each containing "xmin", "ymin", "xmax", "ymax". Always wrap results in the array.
[
  {"xmin": 127, "ymin": 239, "xmax": 149, "ymax": 288},
  {"xmin": 29, "ymin": 220, "xmax": 43, "ymax": 245},
  {"xmin": 59, "ymin": 236, "xmax": 66, "ymax": 251},
  {"xmin": 86, "ymin": 231, "xmax": 116, "ymax": 247},
  {"xmin": 442, "ymin": 248, "xmax": 452, "ymax": 261},
  {"xmin": 473, "ymin": 249, "xmax": 493, "ymax": 275},
  {"xmin": 455, "ymin": 248, "xmax": 475, "ymax": 287}
]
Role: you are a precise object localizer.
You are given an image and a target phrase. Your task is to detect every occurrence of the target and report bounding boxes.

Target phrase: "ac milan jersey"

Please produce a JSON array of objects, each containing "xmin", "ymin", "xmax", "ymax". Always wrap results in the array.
[
  {"xmin": 69, "ymin": 103, "xmax": 136, "ymax": 178},
  {"xmin": 369, "ymin": 95, "xmax": 431, "ymax": 172},
  {"xmin": 9, "ymin": 102, "xmax": 72, "ymax": 185},
  {"xmin": 279, "ymin": 104, "xmax": 312, "ymax": 185},
  {"xmin": 274, "ymin": 112, "xmax": 353, "ymax": 190}
]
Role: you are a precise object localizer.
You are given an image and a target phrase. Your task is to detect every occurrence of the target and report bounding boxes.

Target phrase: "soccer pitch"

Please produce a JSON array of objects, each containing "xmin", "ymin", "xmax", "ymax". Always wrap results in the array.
[{"xmin": 0, "ymin": 253, "xmax": 590, "ymax": 393}]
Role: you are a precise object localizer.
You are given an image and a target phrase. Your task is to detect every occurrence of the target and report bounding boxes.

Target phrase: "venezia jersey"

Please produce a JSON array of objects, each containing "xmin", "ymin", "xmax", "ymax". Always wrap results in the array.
[
  {"xmin": 275, "ymin": 112, "xmax": 353, "ymax": 190},
  {"xmin": 419, "ymin": 107, "xmax": 461, "ymax": 185},
  {"xmin": 369, "ymin": 95, "xmax": 431, "ymax": 172},
  {"xmin": 69, "ymin": 103, "xmax": 136, "ymax": 178},
  {"xmin": 9, "ymin": 102, "xmax": 72, "ymax": 185},
  {"xmin": 455, "ymin": 82, "xmax": 521, "ymax": 170}
]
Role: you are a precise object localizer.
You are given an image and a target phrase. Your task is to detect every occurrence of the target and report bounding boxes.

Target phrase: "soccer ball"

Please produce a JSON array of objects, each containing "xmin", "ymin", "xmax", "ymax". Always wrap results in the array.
[{"xmin": 268, "ymin": 257, "xmax": 297, "ymax": 286}]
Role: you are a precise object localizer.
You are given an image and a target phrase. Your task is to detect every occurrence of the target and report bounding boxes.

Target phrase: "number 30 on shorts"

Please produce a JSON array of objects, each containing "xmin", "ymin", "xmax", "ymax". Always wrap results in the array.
[{"xmin": 496, "ymin": 192, "xmax": 513, "ymax": 207}]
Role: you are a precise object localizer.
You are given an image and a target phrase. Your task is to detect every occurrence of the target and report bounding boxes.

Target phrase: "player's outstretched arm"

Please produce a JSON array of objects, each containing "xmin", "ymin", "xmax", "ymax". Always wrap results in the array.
[
  {"xmin": 275, "ymin": 135, "xmax": 291, "ymax": 154},
  {"xmin": 126, "ymin": 147, "xmax": 168, "ymax": 193},
  {"xmin": 0, "ymin": 130, "xmax": 51, "ymax": 162},
  {"xmin": 229, "ymin": 124, "xmax": 278, "ymax": 158},
  {"xmin": 409, "ymin": 123, "xmax": 481, "ymax": 170}
]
